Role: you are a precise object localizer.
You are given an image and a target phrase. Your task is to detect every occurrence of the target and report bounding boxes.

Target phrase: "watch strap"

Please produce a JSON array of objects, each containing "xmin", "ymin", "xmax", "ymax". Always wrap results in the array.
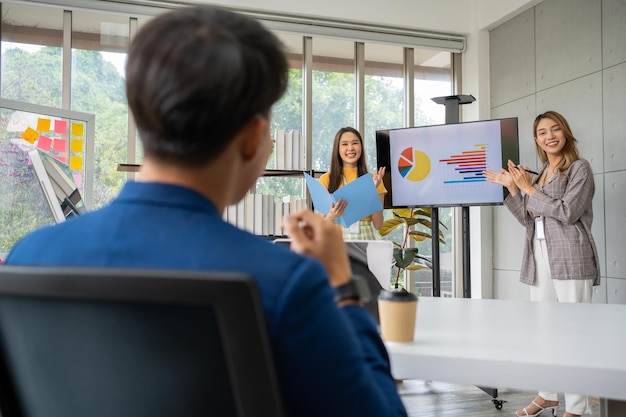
[{"xmin": 333, "ymin": 275, "xmax": 371, "ymax": 303}]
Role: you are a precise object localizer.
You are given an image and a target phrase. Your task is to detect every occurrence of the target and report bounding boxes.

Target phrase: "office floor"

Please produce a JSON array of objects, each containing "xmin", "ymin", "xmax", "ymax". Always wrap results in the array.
[{"xmin": 398, "ymin": 380, "xmax": 601, "ymax": 417}]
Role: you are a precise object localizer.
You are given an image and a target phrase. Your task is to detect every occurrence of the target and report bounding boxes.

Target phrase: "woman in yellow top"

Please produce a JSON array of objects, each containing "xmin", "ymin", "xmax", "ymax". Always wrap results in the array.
[{"xmin": 319, "ymin": 127, "xmax": 387, "ymax": 240}]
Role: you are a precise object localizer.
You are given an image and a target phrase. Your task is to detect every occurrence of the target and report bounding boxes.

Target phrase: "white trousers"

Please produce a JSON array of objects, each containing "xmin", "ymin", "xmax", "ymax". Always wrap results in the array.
[{"xmin": 532, "ymin": 238, "xmax": 593, "ymax": 415}]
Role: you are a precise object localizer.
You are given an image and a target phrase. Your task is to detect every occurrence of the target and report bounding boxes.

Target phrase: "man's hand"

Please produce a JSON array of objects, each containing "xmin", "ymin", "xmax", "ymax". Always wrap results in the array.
[{"xmin": 283, "ymin": 210, "xmax": 351, "ymax": 287}]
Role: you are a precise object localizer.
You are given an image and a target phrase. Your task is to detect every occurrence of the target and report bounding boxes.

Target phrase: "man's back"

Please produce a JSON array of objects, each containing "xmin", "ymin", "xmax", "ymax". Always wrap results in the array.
[{"xmin": 6, "ymin": 181, "xmax": 407, "ymax": 416}]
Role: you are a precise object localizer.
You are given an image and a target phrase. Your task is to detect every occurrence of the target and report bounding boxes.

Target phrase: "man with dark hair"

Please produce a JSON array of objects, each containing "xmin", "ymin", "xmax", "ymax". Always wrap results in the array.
[{"xmin": 6, "ymin": 6, "xmax": 407, "ymax": 416}]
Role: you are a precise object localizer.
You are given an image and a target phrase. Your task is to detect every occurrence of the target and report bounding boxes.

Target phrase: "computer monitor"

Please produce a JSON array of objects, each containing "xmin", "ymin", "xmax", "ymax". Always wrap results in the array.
[{"xmin": 273, "ymin": 239, "xmax": 393, "ymax": 322}]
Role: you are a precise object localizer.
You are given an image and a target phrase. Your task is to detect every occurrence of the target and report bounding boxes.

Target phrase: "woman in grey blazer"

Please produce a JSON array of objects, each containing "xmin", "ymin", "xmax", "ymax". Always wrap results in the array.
[{"xmin": 484, "ymin": 110, "xmax": 600, "ymax": 417}]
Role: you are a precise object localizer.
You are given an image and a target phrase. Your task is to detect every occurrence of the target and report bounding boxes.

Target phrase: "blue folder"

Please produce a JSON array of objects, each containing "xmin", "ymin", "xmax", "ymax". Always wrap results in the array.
[{"xmin": 304, "ymin": 172, "xmax": 383, "ymax": 228}]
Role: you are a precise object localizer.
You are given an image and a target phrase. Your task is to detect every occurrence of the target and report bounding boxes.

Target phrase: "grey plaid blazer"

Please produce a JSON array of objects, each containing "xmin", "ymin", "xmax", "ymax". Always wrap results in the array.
[{"xmin": 504, "ymin": 159, "xmax": 600, "ymax": 286}]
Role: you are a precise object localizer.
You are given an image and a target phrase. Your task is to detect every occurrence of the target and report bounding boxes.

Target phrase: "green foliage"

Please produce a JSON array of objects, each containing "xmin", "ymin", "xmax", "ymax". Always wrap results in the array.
[
  {"xmin": 70, "ymin": 49, "xmax": 128, "ymax": 209},
  {"xmin": 1, "ymin": 47, "xmax": 62, "ymax": 107},
  {"xmin": 272, "ymin": 69, "xmax": 303, "ymax": 133},
  {"xmin": 1, "ymin": 46, "xmax": 129, "ymax": 252},
  {"xmin": 379, "ymin": 208, "xmax": 447, "ymax": 289},
  {"xmin": 0, "ymin": 125, "xmax": 55, "ymax": 252}
]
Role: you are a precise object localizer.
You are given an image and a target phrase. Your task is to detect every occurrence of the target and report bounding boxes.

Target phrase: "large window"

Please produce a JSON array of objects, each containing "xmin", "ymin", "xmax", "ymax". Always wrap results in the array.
[
  {"xmin": 363, "ymin": 43, "xmax": 404, "ymax": 168},
  {"xmin": 70, "ymin": 10, "xmax": 129, "ymax": 209},
  {"xmin": 1, "ymin": 3, "xmax": 63, "ymax": 107},
  {"xmin": 312, "ymin": 38, "xmax": 355, "ymax": 172},
  {"xmin": 255, "ymin": 32, "xmax": 304, "ymax": 201},
  {"xmin": 0, "ymin": 2, "xmax": 457, "ymax": 290}
]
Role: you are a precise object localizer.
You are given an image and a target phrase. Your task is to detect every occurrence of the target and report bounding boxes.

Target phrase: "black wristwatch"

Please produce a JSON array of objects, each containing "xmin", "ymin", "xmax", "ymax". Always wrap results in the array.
[{"xmin": 334, "ymin": 275, "xmax": 371, "ymax": 303}]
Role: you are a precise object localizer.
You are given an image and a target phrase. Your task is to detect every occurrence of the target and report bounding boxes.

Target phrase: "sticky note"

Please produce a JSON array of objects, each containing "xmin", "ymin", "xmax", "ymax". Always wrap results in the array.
[
  {"xmin": 70, "ymin": 139, "xmax": 84, "ymax": 153},
  {"xmin": 37, "ymin": 135, "xmax": 53, "ymax": 152},
  {"xmin": 37, "ymin": 118, "xmax": 51, "ymax": 132},
  {"xmin": 21, "ymin": 127, "xmax": 39, "ymax": 144},
  {"xmin": 54, "ymin": 120, "xmax": 67, "ymax": 134},
  {"xmin": 53, "ymin": 139, "xmax": 67, "ymax": 153},
  {"xmin": 71, "ymin": 122, "xmax": 84, "ymax": 137},
  {"xmin": 69, "ymin": 155, "xmax": 83, "ymax": 171},
  {"xmin": 73, "ymin": 173, "xmax": 83, "ymax": 188},
  {"xmin": 55, "ymin": 155, "xmax": 66, "ymax": 163}
]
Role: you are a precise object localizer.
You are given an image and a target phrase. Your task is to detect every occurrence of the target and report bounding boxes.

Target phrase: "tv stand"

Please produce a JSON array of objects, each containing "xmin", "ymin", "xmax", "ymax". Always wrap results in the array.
[{"xmin": 432, "ymin": 94, "xmax": 503, "ymax": 409}]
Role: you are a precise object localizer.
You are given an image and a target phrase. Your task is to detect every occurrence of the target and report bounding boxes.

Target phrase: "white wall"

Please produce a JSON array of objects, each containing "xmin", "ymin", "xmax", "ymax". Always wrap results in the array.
[
  {"xmin": 184, "ymin": 0, "xmax": 536, "ymax": 35},
  {"xmin": 488, "ymin": 0, "xmax": 626, "ymax": 304}
]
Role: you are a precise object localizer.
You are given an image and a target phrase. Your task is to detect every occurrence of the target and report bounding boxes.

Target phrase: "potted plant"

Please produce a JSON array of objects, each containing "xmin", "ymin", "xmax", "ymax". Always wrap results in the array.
[
  {"xmin": 378, "ymin": 207, "xmax": 446, "ymax": 290},
  {"xmin": 376, "ymin": 208, "xmax": 447, "ymax": 342}
]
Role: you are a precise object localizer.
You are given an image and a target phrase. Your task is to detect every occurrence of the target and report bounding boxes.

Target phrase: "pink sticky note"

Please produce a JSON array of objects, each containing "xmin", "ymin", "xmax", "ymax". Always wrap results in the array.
[
  {"xmin": 37, "ymin": 135, "xmax": 53, "ymax": 151},
  {"xmin": 54, "ymin": 119, "xmax": 68, "ymax": 134},
  {"xmin": 53, "ymin": 139, "xmax": 67, "ymax": 153},
  {"xmin": 73, "ymin": 173, "xmax": 83, "ymax": 188},
  {"xmin": 55, "ymin": 155, "xmax": 66, "ymax": 163}
]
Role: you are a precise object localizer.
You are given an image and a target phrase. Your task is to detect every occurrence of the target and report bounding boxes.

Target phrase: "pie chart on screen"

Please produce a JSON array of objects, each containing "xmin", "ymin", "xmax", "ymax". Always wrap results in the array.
[{"xmin": 398, "ymin": 147, "xmax": 431, "ymax": 182}]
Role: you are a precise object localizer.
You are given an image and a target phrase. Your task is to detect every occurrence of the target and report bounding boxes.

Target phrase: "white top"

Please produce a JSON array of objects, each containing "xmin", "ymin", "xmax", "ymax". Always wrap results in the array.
[{"xmin": 385, "ymin": 297, "xmax": 626, "ymax": 401}]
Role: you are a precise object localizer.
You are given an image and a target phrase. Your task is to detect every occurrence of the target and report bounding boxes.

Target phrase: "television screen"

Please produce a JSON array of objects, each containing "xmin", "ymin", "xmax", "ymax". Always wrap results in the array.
[{"xmin": 376, "ymin": 117, "xmax": 519, "ymax": 208}]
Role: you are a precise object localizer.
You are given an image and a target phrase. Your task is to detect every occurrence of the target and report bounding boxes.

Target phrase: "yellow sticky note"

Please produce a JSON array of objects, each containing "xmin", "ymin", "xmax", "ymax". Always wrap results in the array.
[
  {"xmin": 37, "ymin": 118, "xmax": 51, "ymax": 132},
  {"xmin": 71, "ymin": 122, "xmax": 84, "ymax": 137},
  {"xmin": 70, "ymin": 139, "xmax": 84, "ymax": 153},
  {"xmin": 21, "ymin": 127, "xmax": 39, "ymax": 144},
  {"xmin": 69, "ymin": 155, "xmax": 83, "ymax": 171}
]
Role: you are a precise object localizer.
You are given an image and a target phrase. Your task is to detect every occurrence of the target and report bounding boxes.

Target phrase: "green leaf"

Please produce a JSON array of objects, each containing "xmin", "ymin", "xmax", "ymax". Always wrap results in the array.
[
  {"xmin": 409, "ymin": 230, "xmax": 431, "ymax": 242},
  {"xmin": 406, "ymin": 264, "xmax": 430, "ymax": 271},
  {"xmin": 379, "ymin": 218, "xmax": 403, "ymax": 236},
  {"xmin": 404, "ymin": 218, "xmax": 420, "ymax": 227},
  {"xmin": 393, "ymin": 208, "xmax": 413, "ymax": 218},
  {"xmin": 393, "ymin": 247, "xmax": 419, "ymax": 268}
]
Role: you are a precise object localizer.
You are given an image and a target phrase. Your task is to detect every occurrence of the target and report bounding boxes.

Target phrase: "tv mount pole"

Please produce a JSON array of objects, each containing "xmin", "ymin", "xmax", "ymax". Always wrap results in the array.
[
  {"xmin": 431, "ymin": 94, "xmax": 476, "ymax": 298},
  {"xmin": 431, "ymin": 94, "xmax": 504, "ymax": 410}
]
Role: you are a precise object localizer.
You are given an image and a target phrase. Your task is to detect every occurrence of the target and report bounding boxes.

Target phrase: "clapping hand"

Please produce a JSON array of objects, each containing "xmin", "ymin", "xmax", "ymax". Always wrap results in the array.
[{"xmin": 373, "ymin": 166, "xmax": 386, "ymax": 188}]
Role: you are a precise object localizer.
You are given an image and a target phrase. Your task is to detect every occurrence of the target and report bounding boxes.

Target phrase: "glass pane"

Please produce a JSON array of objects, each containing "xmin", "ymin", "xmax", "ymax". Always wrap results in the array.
[
  {"xmin": 1, "ymin": 3, "xmax": 63, "ymax": 107},
  {"xmin": 0, "ymin": 105, "xmax": 91, "ymax": 252},
  {"xmin": 364, "ymin": 43, "xmax": 404, "ymax": 171},
  {"xmin": 312, "ymin": 38, "xmax": 354, "ymax": 172},
  {"xmin": 0, "ymin": 109, "xmax": 55, "ymax": 253},
  {"xmin": 71, "ymin": 11, "xmax": 129, "ymax": 209},
  {"xmin": 133, "ymin": 17, "xmax": 153, "ymax": 167},
  {"xmin": 414, "ymin": 50, "xmax": 451, "ymax": 126},
  {"xmin": 256, "ymin": 32, "xmax": 304, "ymax": 202},
  {"xmin": 413, "ymin": 50, "xmax": 454, "ymax": 296},
  {"xmin": 363, "ymin": 44, "xmax": 403, "ymax": 289}
]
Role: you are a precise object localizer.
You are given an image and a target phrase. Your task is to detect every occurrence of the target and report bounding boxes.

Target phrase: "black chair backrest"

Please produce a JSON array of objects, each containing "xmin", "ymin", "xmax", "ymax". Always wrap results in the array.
[{"xmin": 0, "ymin": 265, "xmax": 284, "ymax": 417}]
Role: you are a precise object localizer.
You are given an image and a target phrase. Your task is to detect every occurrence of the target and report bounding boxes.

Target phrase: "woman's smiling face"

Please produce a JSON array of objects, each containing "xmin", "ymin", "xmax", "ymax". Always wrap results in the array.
[
  {"xmin": 535, "ymin": 117, "xmax": 566, "ymax": 158},
  {"xmin": 338, "ymin": 131, "xmax": 362, "ymax": 167}
]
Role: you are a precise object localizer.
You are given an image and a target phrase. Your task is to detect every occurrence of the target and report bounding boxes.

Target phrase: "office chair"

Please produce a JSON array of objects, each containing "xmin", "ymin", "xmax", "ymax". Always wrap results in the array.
[{"xmin": 0, "ymin": 265, "xmax": 284, "ymax": 417}]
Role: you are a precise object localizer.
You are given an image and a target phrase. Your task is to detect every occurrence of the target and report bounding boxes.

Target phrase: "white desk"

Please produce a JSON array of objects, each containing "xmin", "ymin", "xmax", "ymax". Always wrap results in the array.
[{"xmin": 385, "ymin": 297, "xmax": 626, "ymax": 402}]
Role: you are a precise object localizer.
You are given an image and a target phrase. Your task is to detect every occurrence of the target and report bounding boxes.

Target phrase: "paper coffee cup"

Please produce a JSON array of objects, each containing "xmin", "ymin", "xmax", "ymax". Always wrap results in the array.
[{"xmin": 378, "ymin": 288, "xmax": 418, "ymax": 342}]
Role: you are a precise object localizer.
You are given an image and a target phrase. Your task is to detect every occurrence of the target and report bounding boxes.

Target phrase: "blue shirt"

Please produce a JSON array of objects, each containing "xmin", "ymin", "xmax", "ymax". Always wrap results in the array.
[{"xmin": 6, "ymin": 181, "xmax": 407, "ymax": 417}]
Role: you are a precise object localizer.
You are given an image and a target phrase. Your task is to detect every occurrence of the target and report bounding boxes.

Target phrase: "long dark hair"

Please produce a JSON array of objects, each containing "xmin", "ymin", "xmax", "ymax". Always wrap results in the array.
[{"xmin": 327, "ymin": 127, "xmax": 368, "ymax": 193}]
